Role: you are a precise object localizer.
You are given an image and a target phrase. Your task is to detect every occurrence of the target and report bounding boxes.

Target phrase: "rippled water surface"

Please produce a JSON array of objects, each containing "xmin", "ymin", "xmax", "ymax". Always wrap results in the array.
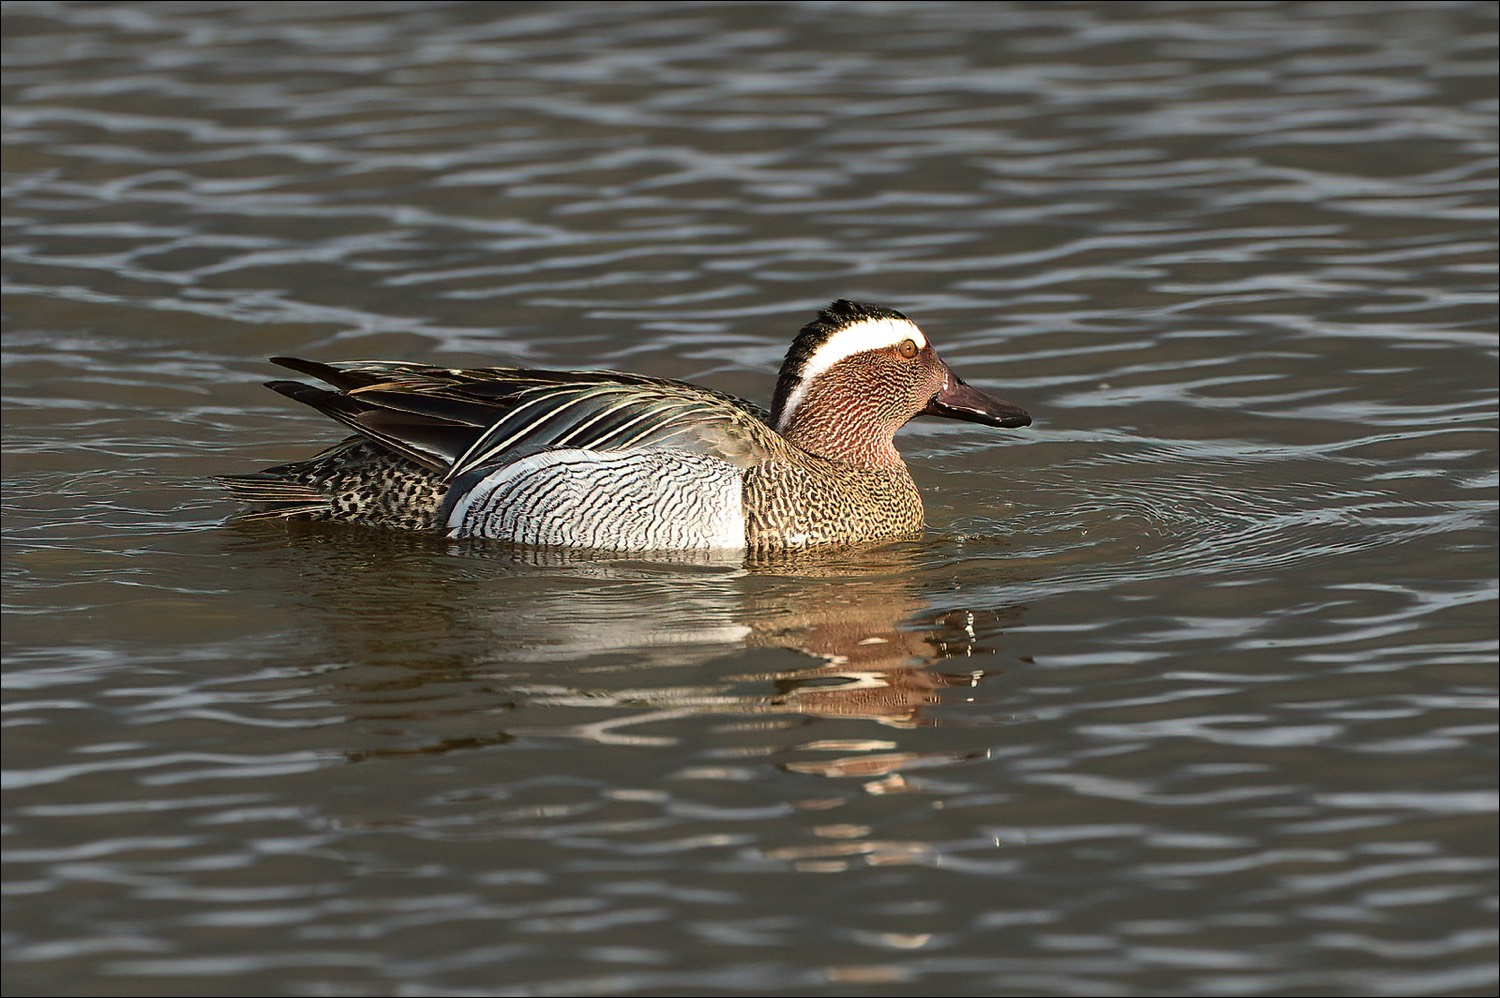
[{"xmin": 4, "ymin": 2, "xmax": 1496, "ymax": 995}]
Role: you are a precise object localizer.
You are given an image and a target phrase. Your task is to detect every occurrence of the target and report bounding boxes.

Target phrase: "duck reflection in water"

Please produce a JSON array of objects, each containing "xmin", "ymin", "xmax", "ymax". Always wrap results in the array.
[{"xmin": 225, "ymin": 522, "xmax": 1025, "ymax": 742}]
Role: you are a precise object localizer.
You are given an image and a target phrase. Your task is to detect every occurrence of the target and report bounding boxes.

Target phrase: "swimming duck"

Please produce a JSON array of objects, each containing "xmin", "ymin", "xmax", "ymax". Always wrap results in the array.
[{"xmin": 220, "ymin": 300, "xmax": 1031, "ymax": 554}]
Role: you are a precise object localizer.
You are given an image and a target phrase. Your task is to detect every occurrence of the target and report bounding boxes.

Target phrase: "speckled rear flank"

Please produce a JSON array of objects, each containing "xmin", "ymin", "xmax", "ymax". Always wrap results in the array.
[{"xmin": 219, "ymin": 438, "xmax": 445, "ymax": 532}]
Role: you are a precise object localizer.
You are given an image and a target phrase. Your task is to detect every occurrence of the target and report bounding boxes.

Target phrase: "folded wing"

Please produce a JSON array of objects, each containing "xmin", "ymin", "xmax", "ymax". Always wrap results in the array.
[{"xmin": 265, "ymin": 357, "xmax": 782, "ymax": 480}]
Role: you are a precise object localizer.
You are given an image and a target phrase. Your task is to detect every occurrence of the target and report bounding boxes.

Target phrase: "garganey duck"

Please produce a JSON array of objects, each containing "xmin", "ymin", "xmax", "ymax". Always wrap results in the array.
[{"xmin": 220, "ymin": 300, "xmax": 1031, "ymax": 554}]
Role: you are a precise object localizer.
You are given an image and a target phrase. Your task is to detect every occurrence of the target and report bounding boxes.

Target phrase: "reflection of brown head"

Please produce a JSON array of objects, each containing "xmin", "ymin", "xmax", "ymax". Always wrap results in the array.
[{"xmin": 752, "ymin": 605, "xmax": 1020, "ymax": 727}]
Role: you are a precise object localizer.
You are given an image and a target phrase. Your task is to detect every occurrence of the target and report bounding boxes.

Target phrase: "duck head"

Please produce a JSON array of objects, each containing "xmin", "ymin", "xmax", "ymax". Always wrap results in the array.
[{"xmin": 770, "ymin": 300, "xmax": 1031, "ymax": 467}]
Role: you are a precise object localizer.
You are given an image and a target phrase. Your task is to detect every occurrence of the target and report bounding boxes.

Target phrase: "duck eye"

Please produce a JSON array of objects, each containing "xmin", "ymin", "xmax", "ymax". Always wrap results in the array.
[{"xmin": 897, "ymin": 338, "xmax": 919, "ymax": 359}]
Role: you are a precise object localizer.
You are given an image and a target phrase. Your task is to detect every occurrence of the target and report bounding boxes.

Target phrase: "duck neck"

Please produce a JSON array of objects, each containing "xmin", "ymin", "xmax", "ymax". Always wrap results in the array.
[{"xmin": 778, "ymin": 387, "xmax": 906, "ymax": 468}]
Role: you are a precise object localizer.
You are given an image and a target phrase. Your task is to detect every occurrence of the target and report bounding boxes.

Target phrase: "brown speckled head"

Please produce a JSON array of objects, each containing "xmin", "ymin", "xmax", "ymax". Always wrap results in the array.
[{"xmin": 771, "ymin": 301, "xmax": 1030, "ymax": 468}]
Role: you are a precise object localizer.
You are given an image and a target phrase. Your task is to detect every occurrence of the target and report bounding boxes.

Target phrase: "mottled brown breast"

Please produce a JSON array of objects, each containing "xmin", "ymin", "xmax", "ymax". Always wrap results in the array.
[{"xmin": 742, "ymin": 456, "xmax": 924, "ymax": 554}]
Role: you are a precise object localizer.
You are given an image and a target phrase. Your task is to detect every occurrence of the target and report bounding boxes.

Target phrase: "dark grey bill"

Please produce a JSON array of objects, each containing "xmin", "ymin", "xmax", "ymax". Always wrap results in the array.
[{"xmin": 923, "ymin": 376, "xmax": 1031, "ymax": 428}]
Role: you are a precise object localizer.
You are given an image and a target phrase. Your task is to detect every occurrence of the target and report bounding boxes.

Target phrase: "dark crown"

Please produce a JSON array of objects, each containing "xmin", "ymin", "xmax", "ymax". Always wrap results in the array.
[{"xmin": 770, "ymin": 300, "xmax": 912, "ymax": 427}]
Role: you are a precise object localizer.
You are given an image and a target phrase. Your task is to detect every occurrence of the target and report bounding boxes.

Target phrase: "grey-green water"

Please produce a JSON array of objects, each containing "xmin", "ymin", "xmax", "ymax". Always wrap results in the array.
[{"xmin": 3, "ymin": 2, "xmax": 1496, "ymax": 995}]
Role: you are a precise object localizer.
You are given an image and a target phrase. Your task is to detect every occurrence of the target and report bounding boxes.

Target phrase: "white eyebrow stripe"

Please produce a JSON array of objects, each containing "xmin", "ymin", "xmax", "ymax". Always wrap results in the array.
[{"xmin": 776, "ymin": 316, "xmax": 926, "ymax": 431}]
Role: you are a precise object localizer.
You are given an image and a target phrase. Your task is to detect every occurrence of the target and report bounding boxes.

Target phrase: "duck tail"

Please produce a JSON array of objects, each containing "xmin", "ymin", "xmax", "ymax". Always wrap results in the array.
[
  {"xmin": 216, "ymin": 438, "xmax": 446, "ymax": 531},
  {"xmin": 214, "ymin": 470, "xmax": 331, "ymax": 520}
]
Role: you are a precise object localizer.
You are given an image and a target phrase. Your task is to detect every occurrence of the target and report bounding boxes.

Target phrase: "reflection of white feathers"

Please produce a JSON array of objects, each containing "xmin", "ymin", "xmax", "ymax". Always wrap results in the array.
[
  {"xmin": 501, "ymin": 621, "xmax": 756, "ymax": 661},
  {"xmin": 458, "ymin": 569, "xmax": 758, "ymax": 662}
]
